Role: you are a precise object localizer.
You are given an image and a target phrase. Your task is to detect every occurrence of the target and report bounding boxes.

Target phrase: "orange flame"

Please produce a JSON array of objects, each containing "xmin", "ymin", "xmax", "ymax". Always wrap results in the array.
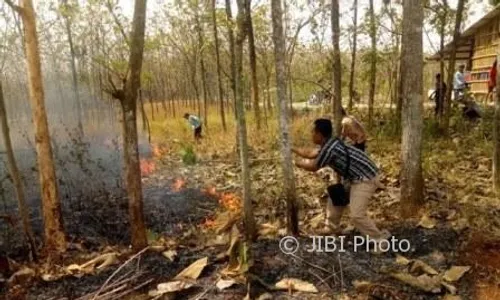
[
  {"xmin": 152, "ymin": 144, "xmax": 168, "ymax": 158},
  {"xmin": 172, "ymin": 178, "xmax": 186, "ymax": 192},
  {"xmin": 203, "ymin": 186, "xmax": 241, "ymax": 212},
  {"xmin": 140, "ymin": 159, "xmax": 155, "ymax": 176}
]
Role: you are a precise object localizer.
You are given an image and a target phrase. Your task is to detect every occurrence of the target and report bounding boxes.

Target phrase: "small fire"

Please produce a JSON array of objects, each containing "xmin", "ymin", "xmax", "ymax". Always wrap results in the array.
[
  {"xmin": 203, "ymin": 186, "xmax": 241, "ymax": 212},
  {"xmin": 140, "ymin": 159, "xmax": 155, "ymax": 176},
  {"xmin": 172, "ymin": 178, "xmax": 186, "ymax": 192}
]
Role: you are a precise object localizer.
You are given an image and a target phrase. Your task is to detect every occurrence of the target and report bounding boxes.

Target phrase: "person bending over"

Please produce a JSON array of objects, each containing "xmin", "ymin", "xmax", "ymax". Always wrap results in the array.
[
  {"xmin": 183, "ymin": 113, "xmax": 202, "ymax": 142},
  {"xmin": 341, "ymin": 108, "xmax": 367, "ymax": 151},
  {"xmin": 292, "ymin": 118, "xmax": 388, "ymax": 241}
]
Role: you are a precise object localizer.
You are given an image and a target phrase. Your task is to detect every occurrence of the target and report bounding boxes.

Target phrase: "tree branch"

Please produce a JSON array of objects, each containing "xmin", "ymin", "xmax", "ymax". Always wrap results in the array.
[{"xmin": 4, "ymin": 0, "xmax": 23, "ymax": 14}]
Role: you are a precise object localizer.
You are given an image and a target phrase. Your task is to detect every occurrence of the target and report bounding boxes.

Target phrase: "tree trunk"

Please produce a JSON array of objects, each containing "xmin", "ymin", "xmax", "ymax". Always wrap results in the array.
[
  {"xmin": 400, "ymin": 0, "xmax": 424, "ymax": 217},
  {"xmin": 235, "ymin": 0, "xmax": 256, "ymax": 240},
  {"xmin": 245, "ymin": 0, "xmax": 261, "ymax": 130},
  {"xmin": 61, "ymin": 0, "xmax": 84, "ymax": 138},
  {"xmin": 348, "ymin": 0, "xmax": 358, "ymax": 111},
  {"xmin": 211, "ymin": 0, "xmax": 227, "ymax": 132},
  {"xmin": 271, "ymin": 0, "xmax": 298, "ymax": 235},
  {"xmin": 331, "ymin": 0, "xmax": 342, "ymax": 134},
  {"xmin": 225, "ymin": 0, "xmax": 237, "ymax": 118},
  {"xmin": 122, "ymin": 0, "xmax": 148, "ymax": 250},
  {"xmin": 441, "ymin": 0, "xmax": 466, "ymax": 134},
  {"xmin": 195, "ymin": 0, "xmax": 209, "ymax": 129},
  {"xmin": 438, "ymin": 5, "xmax": 448, "ymax": 120},
  {"xmin": 368, "ymin": 0, "xmax": 376, "ymax": 128},
  {"xmin": 0, "ymin": 80, "xmax": 37, "ymax": 259},
  {"xmin": 17, "ymin": 0, "xmax": 67, "ymax": 253},
  {"xmin": 493, "ymin": 53, "xmax": 500, "ymax": 192}
]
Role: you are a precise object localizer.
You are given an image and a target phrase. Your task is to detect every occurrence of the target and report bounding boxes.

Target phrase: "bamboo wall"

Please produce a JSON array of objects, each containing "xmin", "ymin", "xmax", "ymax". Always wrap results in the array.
[{"xmin": 470, "ymin": 17, "xmax": 500, "ymax": 94}]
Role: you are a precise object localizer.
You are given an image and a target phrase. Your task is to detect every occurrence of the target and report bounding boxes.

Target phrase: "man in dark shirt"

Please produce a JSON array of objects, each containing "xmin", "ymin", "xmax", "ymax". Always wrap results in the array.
[{"xmin": 293, "ymin": 119, "xmax": 387, "ymax": 240}]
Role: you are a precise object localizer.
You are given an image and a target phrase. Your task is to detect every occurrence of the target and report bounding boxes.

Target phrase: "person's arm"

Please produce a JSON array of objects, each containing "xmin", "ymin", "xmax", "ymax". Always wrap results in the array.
[
  {"xmin": 295, "ymin": 159, "xmax": 319, "ymax": 172},
  {"xmin": 292, "ymin": 147, "xmax": 319, "ymax": 159}
]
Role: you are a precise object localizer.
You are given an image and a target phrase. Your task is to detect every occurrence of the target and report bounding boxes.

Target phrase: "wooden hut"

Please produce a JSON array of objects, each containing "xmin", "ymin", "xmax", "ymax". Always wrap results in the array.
[{"xmin": 429, "ymin": 5, "xmax": 500, "ymax": 97}]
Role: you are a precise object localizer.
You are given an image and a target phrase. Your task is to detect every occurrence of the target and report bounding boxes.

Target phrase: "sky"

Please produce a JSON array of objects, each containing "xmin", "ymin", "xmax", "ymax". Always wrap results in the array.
[{"xmin": 117, "ymin": 0, "xmax": 493, "ymax": 54}]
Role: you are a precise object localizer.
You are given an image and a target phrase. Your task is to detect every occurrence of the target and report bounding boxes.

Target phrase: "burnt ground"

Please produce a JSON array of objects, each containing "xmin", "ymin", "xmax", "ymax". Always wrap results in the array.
[{"xmin": 1, "ymin": 160, "xmax": 499, "ymax": 299}]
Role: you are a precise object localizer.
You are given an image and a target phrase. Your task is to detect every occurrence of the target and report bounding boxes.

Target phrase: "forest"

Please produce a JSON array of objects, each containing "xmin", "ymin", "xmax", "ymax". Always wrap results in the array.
[{"xmin": 0, "ymin": 0, "xmax": 499, "ymax": 299}]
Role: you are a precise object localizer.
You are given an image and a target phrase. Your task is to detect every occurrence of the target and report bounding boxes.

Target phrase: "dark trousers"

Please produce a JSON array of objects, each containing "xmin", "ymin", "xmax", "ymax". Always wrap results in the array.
[
  {"xmin": 353, "ymin": 142, "xmax": 366, "ymax": 152},
  {"xmin": 194, "ymin": 126, "xmax": 202, "ymax": 140}
]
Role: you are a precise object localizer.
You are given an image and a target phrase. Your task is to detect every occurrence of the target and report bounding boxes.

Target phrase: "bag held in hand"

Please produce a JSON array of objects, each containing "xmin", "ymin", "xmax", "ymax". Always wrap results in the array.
[{"xmin": 326, "ymin": 140, "xmax": 351, "ymax": 207}]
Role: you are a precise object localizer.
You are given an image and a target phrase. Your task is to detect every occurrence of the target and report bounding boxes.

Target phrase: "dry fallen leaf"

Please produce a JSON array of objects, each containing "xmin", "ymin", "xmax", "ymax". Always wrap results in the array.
[
  {"xmin": 390, "ymin": 272, "xmax": 442, "ymax": 293},
  {"xmin": 8, "ymin": 267, "xmax": 35, "ymax": 285},
  {"xmin": 441, "ymin": 281, "xmax": 458, "ymax": 295},
  {"xmin": 174, "ymin": 257, "xmax": 208, "ymax": 280},
  {"xmin": 275, "ymin": 278, "xmax": 319, "ymax": 293},
  {"xmin": 418, "ymin": 214, "xmax": 437, "ymax": 229},
  {"xmin": 162, "ymin": 250, "xmax": 177, "ymax": 262},
  {"xmin": 410, "ymin": 259, "xmax": 439, "ymax": 276},
  {"xmin": 216, "ymin": 279, "xmax": 236, "ymax": 291},
  {"xmin": 443, "ymin": 266, "xmax": 471, "ymax": 282},
  {"xmin": 148, "ymin": 281, "xmax": 193, "ymax": 297},
  {"xmin": 257, "ymin": 293, "xmax": 273, "ymax": 300},
  {"xmin": 395, "ymin": 255, "xmax": 411, "ymax": 266},
  {"xmin": 352, "ymin": 280, "xmax": 373, "ymax": 292},
  {"xmin": 41, "ymin": 273, "xmax": 64, "ymax": 282}
]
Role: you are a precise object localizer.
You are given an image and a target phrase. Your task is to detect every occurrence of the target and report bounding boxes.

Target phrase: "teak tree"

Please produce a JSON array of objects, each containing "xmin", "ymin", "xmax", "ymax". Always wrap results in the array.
[
  {"xmin": 348, "ymin": 0, "xmax": 358, "ymax": 111},
  {"xmin": 104, "ymin": 0, "xmax": 148, "ymax": 250},
  {"xmin": 0, "ymin": 80, "xmax": 36, "ymax": 259},
  {"xmin": 400, "ymin": 0, "xmax": 424, "ymax": 217},
  {"xmin": 6, "ymin": 0, "xmax": 67, "ymax": 253},
  {"xmin": 331, "ymin": 0, "xmax": 342, "ymax": 134},
  {"xmin": 271, "ymin": 0, "xmax": 299, "ymax": 235},
  {"xmin": 211, "ymin": 0, "xmax": 227, "ymax": 132},
  {"xmin": 493, "ymin": 51, "xmax": 500, "ymax": 192},
  {"xmin": 245, "ymin": 0, "xmax": 262, "ymax": 130},
  {"xmin": 368, "ymin": 0, "xmax": 377, "ymax": 128},
  {"xmin": 235, "ymin": 0, "xmax": 256, "ymax": 240}
]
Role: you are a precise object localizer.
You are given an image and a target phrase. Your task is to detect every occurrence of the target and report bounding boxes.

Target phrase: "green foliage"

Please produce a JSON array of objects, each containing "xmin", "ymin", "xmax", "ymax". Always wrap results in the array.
[{"xmin": 181, "ymin": 144, "xmax": 197, "ymax": 165}]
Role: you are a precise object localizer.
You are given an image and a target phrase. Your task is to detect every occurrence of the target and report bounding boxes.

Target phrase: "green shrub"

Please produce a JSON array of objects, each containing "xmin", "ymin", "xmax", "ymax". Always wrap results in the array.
[{"xmin": 181, "ymin": 144, "xmax": 197, "ymax": 165}]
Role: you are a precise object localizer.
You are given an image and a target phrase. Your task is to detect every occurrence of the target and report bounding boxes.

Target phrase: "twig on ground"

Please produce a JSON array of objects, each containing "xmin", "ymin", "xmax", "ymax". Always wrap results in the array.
[
  {"xmin": 108, "ymin": 278, "xmax": 153, "ymax": 300},
  {"xmin": 191, "ymin": 284, "xmax": 212, "ymax": 300},
  {"xmin": 91, "ymin": 247, "xmax": 149, "ymax": 300},
  {"xmin": 290, "ymin": 253, "xmax": 332, "ymax": 274}
]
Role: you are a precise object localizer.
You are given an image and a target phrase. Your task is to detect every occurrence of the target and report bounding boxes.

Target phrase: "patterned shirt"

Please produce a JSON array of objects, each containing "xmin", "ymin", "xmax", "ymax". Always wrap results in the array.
[{"xmin": 315, "ymin": 138, "xmax": 379, "ymax": 181}]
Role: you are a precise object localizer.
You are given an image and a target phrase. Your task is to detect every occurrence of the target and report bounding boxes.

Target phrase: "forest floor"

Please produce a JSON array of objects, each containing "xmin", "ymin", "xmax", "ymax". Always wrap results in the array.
[{"xmin": 1, "ymin": 105, "xmax": 500, "ymax": 300}]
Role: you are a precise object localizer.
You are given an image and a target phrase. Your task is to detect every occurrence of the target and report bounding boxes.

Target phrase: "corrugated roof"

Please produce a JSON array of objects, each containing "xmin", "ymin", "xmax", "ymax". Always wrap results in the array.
[{"xmin": 428, "ymin": 5, "xmax": 500, "ymax": 61}]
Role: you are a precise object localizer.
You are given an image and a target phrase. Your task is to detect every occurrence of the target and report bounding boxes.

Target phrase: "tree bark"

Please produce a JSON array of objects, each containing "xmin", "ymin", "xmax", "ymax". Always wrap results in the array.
[
  {"xmin": 368, "ymin": 0, "xmax": 377, "ymax": 128},
  {"xmin": 235, "ymin": 0, "xmax": 256, "ymax": 240},
  {"xmin": 438, "ymin": 2, "xmax": 448, "ymax": 120},
  {"xmin": 271, "ymin": 0, "xmax": 299, "ymax": 235},
  {"xmin": 493, "ymin": 52, "xmax": 500, "ymax": 192},
  {"xmin": 331, "ymin": 0, "xmax": 342, "ymax": 134},
  {"xmin": 441, "ymin": 0, "xmax": 466, "ymax": 134},
  {"xmin": 0, "ymin": 80, "xmax": 37, "ymax": 259},
  {"xmin": 348, "ymin": 0, "xmax": 358, "ymax": 111},
  {"xmin": 245, "ymin": 0, "xmax": 261, "ymax": 130},
  {"xmin": 400, "ymin": 0, "xmax": 424, "ymax": 217},
  {"xmin": 122, "ymin": 0, "xmax": 148, "ymax": 250},
  {"xmin": 225, "ymin": 0, "xmax": 237, "ymax": 118},
  {"xmin": 211, "ymin": 0, "xmax": 227, "ymax": 132},
  {"xmin": 61, "ymin": 0, "xmax": 84, "ymax": 138},
  {"xmin": 16, "ymin": 0, "xmax": 67, "ymax": 253},
  {"xmin": 195, "ymin": 0, "xmax": 209, "ymax": 128}
]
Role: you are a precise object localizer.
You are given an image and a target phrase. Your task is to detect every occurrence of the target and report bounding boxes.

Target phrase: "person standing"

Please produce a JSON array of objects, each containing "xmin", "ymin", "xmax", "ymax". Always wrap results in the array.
[
  {"xmin": 183, "ymin": 113, "xmax": 202, "ymax": 142},
  {"xmin": 430, "ymin": 73, "xmax": 447, "ymax": 116},
  {"xmin": 340, "ymin": 108, "xmax": 367, "ymax": 151},
  {"xmin": 293, "ymin": 119, "xmax": 388, "ymax": 241},
  {"xmin": 453, "ymin": 64, "xmax": 467, "ymax": 102}
]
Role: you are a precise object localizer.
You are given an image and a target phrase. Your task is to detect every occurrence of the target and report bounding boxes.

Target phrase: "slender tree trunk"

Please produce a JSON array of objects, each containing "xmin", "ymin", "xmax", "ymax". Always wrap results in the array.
[
  {"xmin": 0, "ymin": 81, "xmax": 37, "ymax": 259},
  {"xmin": 122, "ymin": 0, "xmax": 148, "ymax": 250},
  {"xmin": 61, "ymin": 0, "xmax": 84, "ymax": 138},
  {"xmin": 493, "ymin": 52, "xmax": 500, "ymax": 192},
  {"xmin": 12, "ymin": 0, "xmax": 67, "ymax": 253},
  {"xmin": 271, "ymin": 0, "xmax": 298, "ymax": 235},
  {"xmin": 348, "ymin": 0, "xmax": 358, "ymax": 111},
  {"xmin": 438, "ymin": 6, "xmax": 448, "ymax": 120},
  {"xmin": 211, "ymin": 0, "xmax": 227, "ymax": 131},
  {"xmin": 245, "ymin": 0, "xmax": 261, "ymax": 129},
  {"xmin": 225, "ymin": 0, "xmax": 237, "ymax": 118},
  {"xmin": 400, "ymin": 0, "xmax": 424, "ymax": 217},
  {"xmin": 442, "ymin": 0, "xmax": 466, "ymax": 134},
  {"xmin": 235, "ymin": 0, "xmax": 256, "ymax": 240},
  {"xmin": 368, "ymin": 0, "xmax": 376, "ymax": 128},
  {"xmin": 331, "ymin": 0, "xmax": 342, "ymax": 134},
  {"xmin": 195, "ymin": 0, "xmax": 209, "ymax": 129}
]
